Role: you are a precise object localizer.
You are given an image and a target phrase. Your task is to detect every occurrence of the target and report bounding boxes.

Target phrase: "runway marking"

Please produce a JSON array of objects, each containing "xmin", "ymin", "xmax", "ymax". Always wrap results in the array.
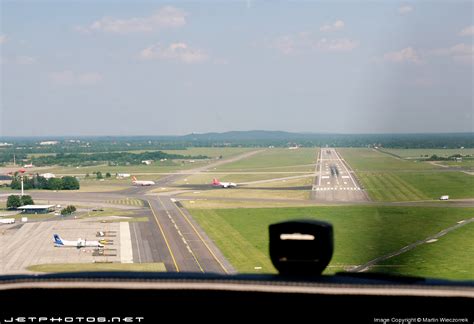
[
  {"xmin": 147, "ymin": 199, "xmax": 180, "ymax": 272},
  {"xmin": 173, "ymin": 200, "xmax": 230, "ymax": 274},
  {"xmin": 335, "ymin": 150, "xmax": 359, "ymax": 189},
  {"xmin": 157, "ymin": 197, "xmax": 204, "ymax": 273},
  {"xmin": 318, "ymin": 150, "xmax": 323, "ymax": 186}
]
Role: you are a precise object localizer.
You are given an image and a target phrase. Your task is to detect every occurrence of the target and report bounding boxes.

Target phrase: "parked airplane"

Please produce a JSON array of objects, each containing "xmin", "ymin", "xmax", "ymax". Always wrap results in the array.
[
  {"xmin": 53, "ymin": 234, "xmax": 104, "ymax": 248},
  {"xmin": 131, "ymin": 176, "xmax": 155, "ymax": 186},
  {"xmin": 212, "ymin": 178, "xmax": 237, "ymax": 188}
]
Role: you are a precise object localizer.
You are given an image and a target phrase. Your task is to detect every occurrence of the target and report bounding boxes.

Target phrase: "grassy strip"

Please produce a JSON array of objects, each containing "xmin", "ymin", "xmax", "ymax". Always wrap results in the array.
[
  {"xmin": 376, "ymin": 223, "xmax": 474, "ymax": 280},
  {"xmin": 190, "ymin": 206, "xmax": 474, "ymax": 279}
]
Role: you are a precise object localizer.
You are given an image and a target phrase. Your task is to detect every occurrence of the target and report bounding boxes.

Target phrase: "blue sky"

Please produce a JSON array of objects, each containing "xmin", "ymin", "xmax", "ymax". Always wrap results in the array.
[{"xmin": 0, "ymin": 1, "xmax": 472, "ymax": 136}]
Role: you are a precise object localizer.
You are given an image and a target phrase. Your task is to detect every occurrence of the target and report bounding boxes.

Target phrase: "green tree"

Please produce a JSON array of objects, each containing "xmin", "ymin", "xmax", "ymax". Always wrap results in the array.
[
  {"xmin": 105, "ymin": 172, "xmax": 111, "ymax": 178},
  {"xmin": 20, "ymin": 195, "xmax": 34, "ymax": 206},
  {"xmin": 96, "ymin": 171, "xmax": 103, "ymax": 179},
  {"xmin": 61, "ymin": 205, "xmax": 76, "ymax": 215},
  {"xmin": 47, "ymin": 178, "xmax": 63, "ymax": 190},
  {"xmin": 6, "ymin": 195, "xmax": 22, "ymax": 209},
  {"xmin": 61, "ymin": 176, "xmax": 80, "ymax": 190}
]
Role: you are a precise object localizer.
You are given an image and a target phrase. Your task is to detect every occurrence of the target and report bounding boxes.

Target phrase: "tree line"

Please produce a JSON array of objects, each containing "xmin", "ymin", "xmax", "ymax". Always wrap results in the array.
[
  {"xmin": 7, "ymin": 195, "xmax": 34, "ymax": 209},
  {"xmin": 10, "ymin": 174, "xmax": 80, "ymax": 190},
  {"xmin": 28, "ymin": 151, "xmax": 208, "ymax": 167}
]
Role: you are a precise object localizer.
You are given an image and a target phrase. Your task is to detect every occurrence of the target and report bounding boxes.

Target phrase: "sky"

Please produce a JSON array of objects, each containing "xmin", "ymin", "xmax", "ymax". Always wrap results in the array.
[{"xmin": 0, "ymin": 1, "xmax": 472, "ymax": 136}]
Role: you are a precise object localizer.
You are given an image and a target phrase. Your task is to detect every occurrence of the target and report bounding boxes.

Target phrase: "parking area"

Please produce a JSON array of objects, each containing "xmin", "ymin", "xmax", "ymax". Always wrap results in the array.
[{"xmin": 0, "ymin": 218, "xmax": 125, "ymax": 274}]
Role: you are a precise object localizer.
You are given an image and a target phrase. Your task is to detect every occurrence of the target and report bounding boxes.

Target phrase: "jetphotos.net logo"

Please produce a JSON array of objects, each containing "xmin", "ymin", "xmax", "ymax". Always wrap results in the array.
[{"xmin": 0, "ymin": 317, "xmax": 145, "ymax": 323}]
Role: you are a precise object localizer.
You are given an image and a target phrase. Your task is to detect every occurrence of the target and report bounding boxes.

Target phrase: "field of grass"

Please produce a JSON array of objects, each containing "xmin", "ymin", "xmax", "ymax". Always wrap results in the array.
[
  {"xmin": 175, "ymin": 172, "xmax": 311, "ymax": 185},
  {"xmin": 214, "ymin": 148, "xmax": 317, "ymax": 172},
  {"xmin": 379, "ymin": 148, "xmax": 474, "ymax": 159},
  {"xmin": 252, "ymin": 175, "xmax": 313, "ymax": 188},
  {"xmin": 28, "ymin": 262, "xmax": 166, "ymax": 273},
  {"xmin": 339, "ymin": 149, "xmax": 474, "ymax": 201},
  {"xmin": 439, "ymin": 160, "xmax": 474, "ymax": 169},
  {"xmin": 182, "ymin": 199, "xmax": 318, "ymax": 209},
  {"xmin": 162, "ymin": 147, "xmax": 254, "ymax": 159},
  {"xmin": 376, "ymin": 222, "xmax": 474, "ymax": 280},
  {"xmin": 358, "ymin": 171, "xmax": 474, "ymax": 201},
  {"xmin": 190, "ymin": 206, "xmax": 474, "ymax": 279},
  {"xmin": 338, "ymin": 148, "xmax": 437, "ymax": 171},
  {"xmin": 39, "ymin": 160, "xmax": 209, "ymax": 175},
  {"xmin": 181, "ymin": 187, "xmax": 311, "ymax": 200},
  {"xmin": 79, "ymin": 208, "xmax": 136, "ymax": 218}
]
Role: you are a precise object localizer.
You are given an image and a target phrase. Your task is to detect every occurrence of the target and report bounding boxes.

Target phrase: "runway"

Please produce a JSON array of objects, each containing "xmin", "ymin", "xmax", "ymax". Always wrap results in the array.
[{"xmin": 311, "ymin": 148, "xmax": 369, "ymax": 202}]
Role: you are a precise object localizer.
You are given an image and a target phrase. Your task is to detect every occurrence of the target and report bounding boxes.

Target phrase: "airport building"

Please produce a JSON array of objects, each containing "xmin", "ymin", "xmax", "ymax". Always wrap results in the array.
[
  {"xmin": 40, "ymin": 173, "xmax": 56, "ymax": 179},
  {"xmin": 17, "ymin": 205, "xmax": 55, "ymax": 214}
]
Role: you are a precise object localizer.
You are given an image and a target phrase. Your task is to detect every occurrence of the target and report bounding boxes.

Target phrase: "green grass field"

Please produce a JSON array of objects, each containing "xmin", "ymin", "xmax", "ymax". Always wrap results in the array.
[
  {"xmin": 339, "ymin": 148, "xmax": 474, "ymax": 201},
  {"xmin": 162, "ymin": 147, "xmax": 254, "ymax": 159},
  {"xmin": 338, "ymin": 148, "xmax": 437, "ymax": 171},
  {"xmin": 39, "ymin": 160, "xmax": 209, "ymax": 175},
  {"xmin": 190, "ymin": 206, "xmax": 474, "ymax": 279},
  {"xmin": 439, "ymin": 160, "xmax": 474, "ymax": 169},
  {"xmin": 28, "ymin": 262, "xmax": 166, "ymax": 273},
  {"xmin": 214, "ymin": 148, "xmax": 317, "ymax": 172},
  {"xmin": 358, "ymin": 171, "xmax": 474, "ymax": 201},
  {"xmin": 379, "ymin": 148, "xmax": 474, "ymax": 159},
  {"xmin": 376, "ymin": 222, "xmax": 474, "ymax": 280},
  {"xmin": 79, "ymin": 208, "xmax": 136, "ymax": 218},
  {"xmin": 175, "ymin": 172, "xmax": 312, "ymax": 185},
  {"xmin": 181, "ymin": 187, "xmax": 311, "ymax": 200}
]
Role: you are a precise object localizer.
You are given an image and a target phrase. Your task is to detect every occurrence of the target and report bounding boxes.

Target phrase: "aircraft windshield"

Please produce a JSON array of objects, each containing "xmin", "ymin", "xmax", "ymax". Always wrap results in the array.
[{"xmin": 0, "ymin": 1, "xmax": 473, "ymax": 281}]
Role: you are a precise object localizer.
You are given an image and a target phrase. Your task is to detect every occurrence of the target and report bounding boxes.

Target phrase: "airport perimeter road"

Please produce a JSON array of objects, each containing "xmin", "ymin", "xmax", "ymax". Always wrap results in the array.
[{"xmin": 311, "ymin": 148, "xmax": 369, "ymax": 202}]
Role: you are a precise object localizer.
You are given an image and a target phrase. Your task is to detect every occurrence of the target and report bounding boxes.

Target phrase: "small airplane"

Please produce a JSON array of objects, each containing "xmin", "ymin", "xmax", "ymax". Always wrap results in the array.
[
  {"xmin": 131, "ymin": 176, "xmax": 155, "ymax": 186},
  {"xmin": 212, "ymin": 178, "xmax": 237, "ymax": 188},
  {"xmin": 53, "ymin": 234, "xmax": 104, "ymax": 248}
]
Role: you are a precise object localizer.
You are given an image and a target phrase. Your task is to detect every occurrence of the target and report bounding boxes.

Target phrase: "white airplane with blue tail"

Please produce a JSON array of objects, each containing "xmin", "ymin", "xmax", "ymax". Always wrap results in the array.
[{"xmin": 53, "ymin": 234, "xmax": 104, "ymax": 248}]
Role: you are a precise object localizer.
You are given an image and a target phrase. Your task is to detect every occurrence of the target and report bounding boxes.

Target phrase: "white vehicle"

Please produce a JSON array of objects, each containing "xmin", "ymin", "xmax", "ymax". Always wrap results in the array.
[
  {"xmin": 0, "ymin": 218, "xmax": 15, "ymax": 224},
  {"xmin": 212, "ymin": 178, "xmax": 237, "ymax": 188},
  {"xmin": 53, "ymin": 234, "xmax": 104, "ymax": 248},
  {"xmin": 131, "ymin": 176, "xmax": 155, "ymax": 186},
  {"xmin": 439, "ymin": 195, "xmax": 449, "ymax": 201}
]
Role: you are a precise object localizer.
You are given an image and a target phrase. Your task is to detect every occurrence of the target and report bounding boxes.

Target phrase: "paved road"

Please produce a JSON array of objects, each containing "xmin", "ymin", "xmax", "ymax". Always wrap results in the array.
[
  {"xmin": 311, "ymin": 148, "xmax": 369, "ymax": 202},
  {"xmin": 116, "ymin": 151, "xmax": 263, "ymax": 273}
]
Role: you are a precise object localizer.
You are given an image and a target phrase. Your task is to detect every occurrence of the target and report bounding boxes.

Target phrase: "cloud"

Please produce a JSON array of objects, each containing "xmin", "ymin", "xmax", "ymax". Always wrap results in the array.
[
  {"xmin": 431, "ymin": 43, "xmax": 473, "ymax": 64},
  {"xmin": 316, "ymin": 38, "xmax": 358, "ymax": 52},
  {"xmin": 139, "ymin": 43, "xmax": 209, "ymax": 63},
  {"xmin": 383, "ymin": 47, "xmax": 421, "ymax": 63},
  {"xmin": 320, "ymin": 20, "xmax": 345, "ymax": 32},
  {"xmin": 50, "ymin": 71, "xmax": 103, "ymax": 85},
  {"xmin": 0, "ymin": 34, "xmax": 7, "ymax": 44},
  {"xmin": 459, "ymin": 25, "xmax": 474, "ymax": 37},
  {"xmin": 271, "ymin": 33, "xmax": 358, "ymax": 54},
  {"xmin": 77, "ymin": 72, "xmax": 103, "ymax": 85},
  {"xmin": 398, "ymin": 5, "xmax": 413, "ymax": 15},
  {"xmin": 272, "ymin": 35, "xmax": 298, "ymax": 55},
  {"xmin": 76, "ymin": 6, "xmax": 186, "ymax": 34},
  {"xmin": 15, "ymin": 56, "xmax": 36, "ymax": 65}
]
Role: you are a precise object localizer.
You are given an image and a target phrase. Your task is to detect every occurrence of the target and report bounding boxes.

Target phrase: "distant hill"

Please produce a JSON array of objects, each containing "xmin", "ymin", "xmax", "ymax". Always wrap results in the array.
[
  {"xmin": 181, "ymin": 130, "xmax": 314, "ymax": 141},
  {"xmin": 1, "ymin": 131, "xmax": 473, "ymax": 151}
]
